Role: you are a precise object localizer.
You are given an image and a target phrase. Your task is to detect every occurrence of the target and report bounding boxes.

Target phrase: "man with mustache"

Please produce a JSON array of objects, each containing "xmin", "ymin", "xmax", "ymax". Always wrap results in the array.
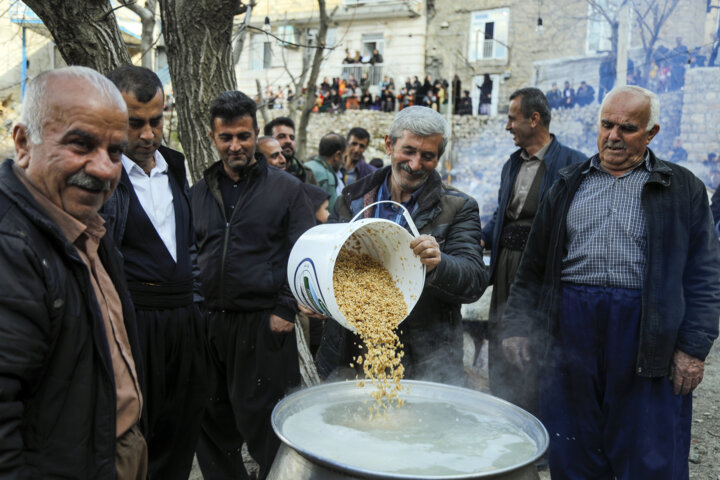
[
  {"xmin": 501, "ymin": 86, "xmax": 720, "ymax": 477},
  {"xmin": 340, "ymin": 126, "xmax": 376, "ymax": 186},
  {"xmin": 315, "ymin": 106, "xmax": 488, "ymax": 386},
  {"xmin": 1, "ymin": 66, "xmax": 146, "ymax": 478},
  {"xmin": 481, "ymin": 87, "xmax": 584, "ymax": 417},
  {"xmin": 263, "ymin": 116, "xmax": 317, "ymax": 184},
  {"xmin": 102, "ymin": 66, "xmax": 207, "ymax": 480},
  {"xmin": 191, "ymin": 91, "xmax": 315, "ymax": 480}
]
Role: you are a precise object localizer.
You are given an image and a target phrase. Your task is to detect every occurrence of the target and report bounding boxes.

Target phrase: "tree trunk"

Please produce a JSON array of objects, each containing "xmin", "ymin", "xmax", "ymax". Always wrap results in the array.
[
  {"xmin": 120, "ymin": 0, "xmax": 156, "ymax": 70},
  {"xmin": 158, "ymin": 0, "xmax": 242, "ymax": 181},
  {"xmin": 22, "ymin": 0, "xmax": 132, "ymax": 73},
  {"xmin": 295, "ymin": 0, "xmax": 328, "ymax": 162}
]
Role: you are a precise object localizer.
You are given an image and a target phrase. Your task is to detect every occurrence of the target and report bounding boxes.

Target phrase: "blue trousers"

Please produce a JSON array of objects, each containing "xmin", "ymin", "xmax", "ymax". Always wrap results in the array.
[{"xmin": 541, "ymin": 284, "xmax": 692, "ymax": 480}]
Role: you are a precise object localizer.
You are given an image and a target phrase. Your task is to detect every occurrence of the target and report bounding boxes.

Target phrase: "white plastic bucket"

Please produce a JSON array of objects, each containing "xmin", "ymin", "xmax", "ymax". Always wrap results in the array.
[{"xmin": 287, "ymin": 201, "xmax": 425, "ymax": 332}]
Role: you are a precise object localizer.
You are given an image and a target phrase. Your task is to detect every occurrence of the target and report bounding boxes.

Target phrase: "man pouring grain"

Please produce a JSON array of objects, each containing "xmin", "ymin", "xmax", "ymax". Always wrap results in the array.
[{"xmin": 315, "ymin": 106, "xmax": 488, "ymax": 386}]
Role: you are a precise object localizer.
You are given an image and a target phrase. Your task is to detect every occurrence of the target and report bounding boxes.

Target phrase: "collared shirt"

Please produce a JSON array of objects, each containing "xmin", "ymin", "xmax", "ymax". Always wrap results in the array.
[
  {"xmin": 506, "ymin": 139, "xmax": 552, "ymax": 220},
  {"xmin": 335, "ymin": 171, "xmax": 346, "ymax": 198},
  {"xmin": 561, "ymin": 151, "xmax": 652, "ymax": 289},
  {"xmin": 374, "ymin": 170, "xmax": 423, "ymax": 228},
  {"xmin": 122, "ymin": 151, "xmax": 177, "ymax": 262},
  {"xmin": 15, "ymin": 167, "xmax": 143, "ymax": 438}
]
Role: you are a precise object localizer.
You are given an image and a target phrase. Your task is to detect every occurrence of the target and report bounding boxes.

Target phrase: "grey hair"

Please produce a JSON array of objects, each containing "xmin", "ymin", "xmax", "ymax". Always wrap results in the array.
[
  {"xmin": 20, "ymin": 66, "xmax": 126, "ymax": 144},
  {"xmin": 388, "ymin": 106, "xmax": 450, "ymax": 157},
  {"xmin": 599, "ymin": 85, "xmax": 660, "ymax": 132}
]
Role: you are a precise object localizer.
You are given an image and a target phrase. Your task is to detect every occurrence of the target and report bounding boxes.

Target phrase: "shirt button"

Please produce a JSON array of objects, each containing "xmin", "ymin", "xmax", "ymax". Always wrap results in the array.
[
  {"xmin": 230, "ymin": 205, "xmax": 235, "ymax": 209},
  {"xmin": 233, "ymin": 184, "xmax": 238, "ymax": 188},
  {"xmin": 612, "ymin": 208, "xmax": 617, "ymax": 213}
]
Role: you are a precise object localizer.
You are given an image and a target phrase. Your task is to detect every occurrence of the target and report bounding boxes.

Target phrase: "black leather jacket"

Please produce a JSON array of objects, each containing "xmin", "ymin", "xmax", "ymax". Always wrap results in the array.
[{"xmin": 315, "ymin": 166, "xmax": 488, "ymax": 385}]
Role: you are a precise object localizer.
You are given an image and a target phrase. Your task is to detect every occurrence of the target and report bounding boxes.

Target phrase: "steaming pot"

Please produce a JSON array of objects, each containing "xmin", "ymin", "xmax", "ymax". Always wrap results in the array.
[{"xmin": 268, "ymin": 380, "xmax": 548, "ymax": 480}]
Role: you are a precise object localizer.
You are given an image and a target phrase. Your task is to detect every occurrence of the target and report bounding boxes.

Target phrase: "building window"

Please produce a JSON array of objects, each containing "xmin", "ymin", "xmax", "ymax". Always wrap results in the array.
[
  {"xmin": 250, "ymin": 34, "xmax": 272, "ymax": 70},
  {"xmin": 468, "ymin": 8, "xmax": 509, "ymax": 61},
  {"xmin": 361, "ymin": 33, "xmax": 384, "ymax": 62},
  {"xmin": 586, "ymin": 0, "xmax": 630, "ymax": 53}
]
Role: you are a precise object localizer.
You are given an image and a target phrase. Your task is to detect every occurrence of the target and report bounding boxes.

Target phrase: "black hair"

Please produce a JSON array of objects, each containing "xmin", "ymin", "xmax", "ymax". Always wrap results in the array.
[
  {"xmin": 107, "ymin": 65, "xmax": 163, "ymax": 103},
  {"xmin": 509, "ymin": 87, "xmax": 552, "ymax": 128},
  {"xmin": 319, "ymin": 133, "xmax": 347, "ymax": 158},
  {"xmin": 264, "ymin": 116, "xmax": 295, "ymax": 136},
  {"xmin": 369, "ymin": 157, "xmax": 384, "ymax": 169},
  {"xmin": 209, "ymin": 90, "xmax": 258, "ymax": 130},
  {"xmin": 347, "ymin": 126, "xmax": 370, "ymax": 142}
]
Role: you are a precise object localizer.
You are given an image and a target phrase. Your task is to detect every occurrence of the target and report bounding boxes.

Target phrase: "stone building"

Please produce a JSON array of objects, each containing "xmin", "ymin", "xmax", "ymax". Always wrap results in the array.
[{"xmin": 235, "ymin": 0, "xmax": 426, "ymax": 100}]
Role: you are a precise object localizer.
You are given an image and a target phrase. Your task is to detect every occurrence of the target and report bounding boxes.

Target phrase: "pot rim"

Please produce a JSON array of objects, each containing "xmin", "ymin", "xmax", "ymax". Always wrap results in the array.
[{"xmin": 272, "ymin": 380, "xmax": 549, "ymax": 479}]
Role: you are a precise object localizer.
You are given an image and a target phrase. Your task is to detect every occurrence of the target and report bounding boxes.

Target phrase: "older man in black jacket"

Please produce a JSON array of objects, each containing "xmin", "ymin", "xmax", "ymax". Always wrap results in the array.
[
  {"xmin": 192, "ymin": 91, "xmax": 315, "ymax": 480},
  {"xmin": 502, "ymin": 86, "xmax": 720, "ymax": 478},
  {"xmin": 0, "ymin": 67, "xmax": 146, "ymax": 478},
  {"xmin": 315, "ymin": 106, "xmax": 488, "ymax": 386}
]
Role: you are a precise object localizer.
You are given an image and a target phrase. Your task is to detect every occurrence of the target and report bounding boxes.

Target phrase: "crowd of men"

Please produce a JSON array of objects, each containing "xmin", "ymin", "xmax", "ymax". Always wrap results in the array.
[{"xmin": 1, "ymin": 63, "xmax": 718, "ymax": 480}]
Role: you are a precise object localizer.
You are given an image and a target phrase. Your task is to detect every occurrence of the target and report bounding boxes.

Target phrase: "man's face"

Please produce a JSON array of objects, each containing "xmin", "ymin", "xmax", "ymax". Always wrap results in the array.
[
  {"xmin": 386, "ymin": 130, "xmax": 442, "ymax": 194},
  {"xmin": 347, "ymin": 135, "xmax": 369, "ymax": 165},
  {"xmin": 210, "ymin": 115, "xmax": 258, "ymax": 180},
  {"xmin": 597, "ymin": 91, "xmax": 659, "ymax": 175},
  {"xmin": 122, "ymin": 89, "xmax": 163, "ymax": 164},
  {"xmin": 258, "ymin": 138, "xmax": 285, "ymax": 169},
  {"xmin": 505, "ymin": 97, "xmax": 534, "ymax": 149},
  {"xmin": 14, "ymin": 77, "xmax": 126, "ymax": 224},
  {"xmin": 271, "ymin": 124, "xmax": 295, "ymax": 161}
]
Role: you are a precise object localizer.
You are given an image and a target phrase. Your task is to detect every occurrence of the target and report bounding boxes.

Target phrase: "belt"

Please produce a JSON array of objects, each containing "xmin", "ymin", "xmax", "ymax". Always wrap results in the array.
[{"xmin": 127, "ymin": 279, "xmax": 193, "ymax": 310}]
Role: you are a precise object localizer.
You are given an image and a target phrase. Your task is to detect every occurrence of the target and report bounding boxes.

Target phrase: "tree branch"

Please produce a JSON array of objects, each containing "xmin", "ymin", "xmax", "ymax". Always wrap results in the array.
[{"xmin": 246, "ymin": 25, "xmax": 335, "ymax": 50}]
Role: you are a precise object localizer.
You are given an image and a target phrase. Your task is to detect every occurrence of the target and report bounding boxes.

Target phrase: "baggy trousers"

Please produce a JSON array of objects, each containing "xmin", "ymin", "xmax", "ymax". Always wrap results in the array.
[
  {"xmin": 197, "ymin": 309, "xmax": 300, "ymax": 480},
  {"xmin": 136, "ymin": 304, "xmax": 209, "ymax": 480},
  {"xmin": 541, "ymin": 284, "xmax": 692, "ymax": 480}
]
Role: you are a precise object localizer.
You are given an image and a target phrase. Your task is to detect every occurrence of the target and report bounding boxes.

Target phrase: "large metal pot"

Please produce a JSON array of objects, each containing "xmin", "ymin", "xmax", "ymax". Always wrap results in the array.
[{"xmin": 268, "ymin": 380, "xmax": 548, "ymax": 480}]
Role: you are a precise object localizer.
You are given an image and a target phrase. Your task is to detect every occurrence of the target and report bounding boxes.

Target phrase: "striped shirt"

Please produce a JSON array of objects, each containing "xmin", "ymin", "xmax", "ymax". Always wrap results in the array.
[{"xmin": 561, "ymin": 152, "xmax": 651, "ymax": 289}]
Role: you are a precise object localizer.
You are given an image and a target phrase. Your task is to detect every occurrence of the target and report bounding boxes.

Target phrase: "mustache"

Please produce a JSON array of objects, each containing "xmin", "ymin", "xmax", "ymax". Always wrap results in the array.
[
  {"xmin": 399, "ymin": 163, "xmax": 425, "ymax": 177},
  {"xmin": 604, "ymin": 140, "xmax": 626, "ymax": 149},
  {"xmin": 67, "ymin": 171, "xmax": 111, "ymax": 192}
]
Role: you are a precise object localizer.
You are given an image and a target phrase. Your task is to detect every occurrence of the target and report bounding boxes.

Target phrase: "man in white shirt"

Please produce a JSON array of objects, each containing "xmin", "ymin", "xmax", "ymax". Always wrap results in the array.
[{"xmin": 102, "ymin": 66, "xmax": 208, "ymax": 480}]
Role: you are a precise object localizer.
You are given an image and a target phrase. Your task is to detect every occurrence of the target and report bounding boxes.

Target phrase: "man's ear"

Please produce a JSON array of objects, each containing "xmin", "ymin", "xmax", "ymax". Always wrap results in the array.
[
  {"xmin": 13, "ymin": 124, "xmax": 31, "ymax": 168},
  {"xmin": 384, "ymin": 134, "xmax": 393, "ymax": 155},
  {"xmin": 646, "ymin": 124, "xmax": 660, "ymax": 144}
]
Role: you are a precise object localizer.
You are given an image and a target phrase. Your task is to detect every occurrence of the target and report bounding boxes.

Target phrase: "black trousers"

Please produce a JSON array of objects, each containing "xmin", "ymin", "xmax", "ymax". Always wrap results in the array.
[
  {"xmin": 197, "ymin": 310, "xmax": 300, "ymax": 480},
  {"xmin": 136, "ymin": 303, "xmax": 209, "ymax": 480}
]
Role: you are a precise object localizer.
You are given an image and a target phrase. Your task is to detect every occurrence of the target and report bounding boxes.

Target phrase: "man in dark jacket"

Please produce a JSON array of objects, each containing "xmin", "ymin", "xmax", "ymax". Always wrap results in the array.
[
  {"xmin": 1, "ymin": 66, "xmax": 147, "ymax": 478},
  {"xmin": 340, "ymin": 126, "xmax": 376, "ymax": 185},
  {"xmin": 481, "ymin": 87, "xmax": 585, "ymax": 415},
  {"xmin": 316, "ymin": 106, "xmax": 488, "ymax": 386},
  {"xmin": 192, "ymin": 91, "xmax": 315, "ymax": 480},
  {"xmin": 263, "ymin": 116, "xmax": 317, "ymax": 184},
  {"xmin": 102, "ymin": 66, "xmax": 208, "ymax": 480},
  {"xmin": 502, "ymin": 86, "xmax": 720, "ymax": 477}
]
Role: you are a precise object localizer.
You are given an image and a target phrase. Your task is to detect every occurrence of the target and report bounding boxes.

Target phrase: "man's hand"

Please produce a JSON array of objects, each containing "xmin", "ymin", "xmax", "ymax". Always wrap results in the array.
[
  {"xmin": 411, "ymin": 234, "xmax": 441, "ymax": 272},
  {"xmin": 502, "ymin": 336, "xmax": 531, "ymax": 370},
  {"xmin": 669, "ymin": 349, "xmax": 704, "ymax": 395},
  {"xmin": 269, "ymin": 314, "xmax": 295, "ymax": 334},
  {"xmin": 298, "ymin": 302, "xmax": 326, "ymax": 320}
]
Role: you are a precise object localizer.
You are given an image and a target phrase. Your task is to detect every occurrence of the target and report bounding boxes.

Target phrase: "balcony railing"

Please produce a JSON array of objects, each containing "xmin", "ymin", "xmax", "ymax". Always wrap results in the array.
[{"xmin": 339, "ymin": 64, "xmax": 385, "ymax": 89}]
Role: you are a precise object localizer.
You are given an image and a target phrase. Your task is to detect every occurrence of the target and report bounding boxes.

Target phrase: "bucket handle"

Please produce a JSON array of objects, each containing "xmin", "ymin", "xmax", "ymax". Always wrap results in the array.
[{"xmin": 350, "ymin": 200, "xmax": 421, "ymax": 238}]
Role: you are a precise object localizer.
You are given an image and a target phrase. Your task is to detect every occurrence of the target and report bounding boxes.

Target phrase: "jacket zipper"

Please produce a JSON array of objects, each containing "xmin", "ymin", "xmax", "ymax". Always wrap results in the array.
[{"xmin": 218, "ymin": 175, "xmax": 253, "ymax": 307}]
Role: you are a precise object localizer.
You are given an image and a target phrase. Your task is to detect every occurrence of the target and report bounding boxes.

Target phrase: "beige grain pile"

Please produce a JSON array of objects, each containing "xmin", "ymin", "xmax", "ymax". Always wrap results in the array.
[{"xmin": 333, "ymin": 248, "xmax": 408, "ymax": 412}]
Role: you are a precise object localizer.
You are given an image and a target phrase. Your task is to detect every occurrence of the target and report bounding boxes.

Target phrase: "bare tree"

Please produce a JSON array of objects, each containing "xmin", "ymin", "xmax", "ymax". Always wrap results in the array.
[
  {"xmin": 633, "ymin": 0, "xmax": 681, "ymax": 84},
  {"xmin": 295, "ymin": 0, "xmax": 329, "ymax": 161},
  {"xmin": 21, "ymin": 0, "xmax": 132, "ymax": 73},
  {"xmin": 119, "ymin": 0, "xmax": 157, "ymax": 70},
  {"xmin": 158, "ymin": 0, "xmax": 247, "ymax": 180}
]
